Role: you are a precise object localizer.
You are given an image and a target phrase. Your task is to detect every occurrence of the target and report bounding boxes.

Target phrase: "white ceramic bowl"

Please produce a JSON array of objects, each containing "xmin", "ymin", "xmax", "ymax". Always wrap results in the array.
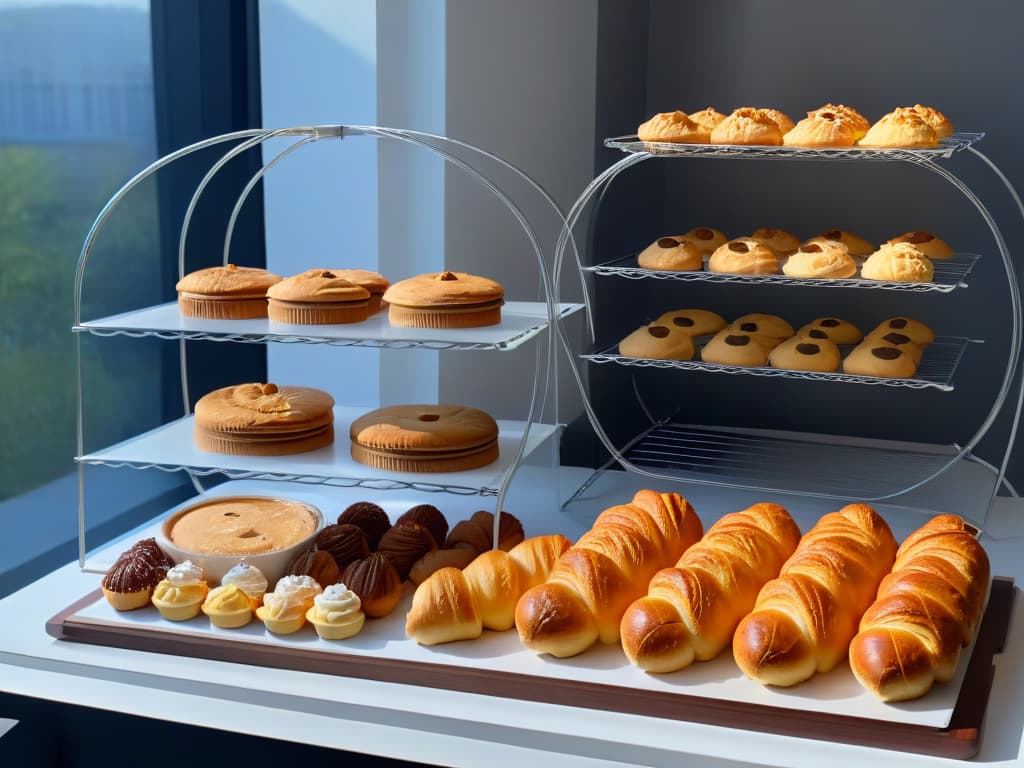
[{"xmin": 156, "ymin": 495, "xmax": 323, "ymax": 585}]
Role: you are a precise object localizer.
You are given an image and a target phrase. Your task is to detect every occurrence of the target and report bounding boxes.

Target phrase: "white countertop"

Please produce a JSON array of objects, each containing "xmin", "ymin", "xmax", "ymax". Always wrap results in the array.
[{"xmin": 2, "ymin": 465, "xmax": 1022, "ymax": 768}]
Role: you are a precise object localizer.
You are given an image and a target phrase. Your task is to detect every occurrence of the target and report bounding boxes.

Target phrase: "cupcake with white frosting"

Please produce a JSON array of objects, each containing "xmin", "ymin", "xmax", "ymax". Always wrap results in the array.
[{"xmin": 306, "ymin": 583, "xmax": 366, "ymax": 640}]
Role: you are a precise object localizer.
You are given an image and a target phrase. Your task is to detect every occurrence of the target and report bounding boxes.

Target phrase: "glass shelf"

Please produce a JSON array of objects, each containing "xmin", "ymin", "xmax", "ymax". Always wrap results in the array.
[
  {"xmin": 582, "ymin": 336, "xmax": 972, "ymax": 392},
  {"xmin": 74, "ymin": 301, "xmax": 582, "ymax": 351},
  {"xmin": 619, "ymin": 422, "xmax": 966, "ymax": 500},
  {"xmin": 77, "ymin": 406, "xmax": 559, "ymax": 497},
  {"xmin": 584, "ymin": 253, "xmax": 979, "ymax": 293},
  {"xmin": 604, "ymin": 132, "xmax": 985, "ymax": 161}
]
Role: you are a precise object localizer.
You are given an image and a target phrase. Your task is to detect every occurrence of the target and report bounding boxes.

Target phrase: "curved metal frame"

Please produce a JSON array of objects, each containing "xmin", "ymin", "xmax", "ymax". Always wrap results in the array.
[
  {"xmin": 73, "ymin": 124, "xmax": 580, "ymax": 567},
  {"xmin": 552, "ymin": 144, "xmax": 1024, "ymax": 508}
]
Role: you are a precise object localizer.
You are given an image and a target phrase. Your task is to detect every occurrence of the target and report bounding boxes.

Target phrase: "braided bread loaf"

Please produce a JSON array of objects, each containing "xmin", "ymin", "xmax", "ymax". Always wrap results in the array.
[
  {"xmin": 405, "ymin": 534, "xmax": 571, "ymax": 645},
  {"xmin": 621, "ymin": 503, "xmax": 801, "ymax": 673},
  {"xmin": 732, "ymin": 503, "xmax": 897, "ymax": 686},
  {"xmin": 515, "ymin": 490, "xmax": 703, "ymax": 658},
  {"xmin": 849, "ymin": 514, "xmax": 990, "ymax": 701}
]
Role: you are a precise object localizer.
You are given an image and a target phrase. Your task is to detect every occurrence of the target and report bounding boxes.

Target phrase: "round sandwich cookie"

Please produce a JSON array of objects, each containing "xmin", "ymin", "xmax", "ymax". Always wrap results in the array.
[
  {"xmin": 869, "ymin": 317, "xmax": 935, "ymax": 346},
  {"xmin": 842, "ymin": 343, "xmax": 919, "ymax": 379},
  {"xmin": 797, "ymin": 317, "xmax": 863, "ymax": 346},
  {"xmin": 176, "ymin": 264, "xmax": 283, "ymax": 319},
  {"xmin": 327, "ymin": 269, "xmax": 390, "ymax": 312},
  {"xmin": 729, "ymin": 313, "xmax": 794, "ymax": 340},
  {"xmin": 350, "ymin": 404, "xmax": 499, "ymax": 473},
  {"xmin": 768, "ymin": 336, "xmax": 841, "ymax": 372},
  {"xmin": 194, "ymin": 382, "xmax": 335, "ymax": 456},
  {"xmin": 655, "ymin": 308, "xmax": 727, "ymax": 338},
  {"xmin": 700, "ymin": 329, "xmax": 770, "ymax": 367},
  {"xmin": 637, "ymin": 237, "xmax": 703, "ymax": 271},
  {"xmin": 384, "ymin": 271, "xmax": 504, "ymax": 329},
  {"xmin": 267, "ymin": 269, "xmax": 371, "ymax": 325},
  {"xmin": 619, "ymin": 323, "xmax": 694, "ymax": 360}
]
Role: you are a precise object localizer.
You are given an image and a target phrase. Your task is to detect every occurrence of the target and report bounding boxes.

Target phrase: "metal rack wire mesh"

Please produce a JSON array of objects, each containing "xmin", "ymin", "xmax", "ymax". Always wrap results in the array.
[
  {"xmin": 582, "ymin": 336, "xmax": 972, "ymax": 392},
  {"xmin": 622, "ymin": 422, "xmax": 962, "ymax": 499},
  {"xmin": 604, "ymin": 132, "xmax": 985, "ymax": 161},
  {"xmin": 584, "ymin": 253, "xmax": 980, "ymax": 293}
]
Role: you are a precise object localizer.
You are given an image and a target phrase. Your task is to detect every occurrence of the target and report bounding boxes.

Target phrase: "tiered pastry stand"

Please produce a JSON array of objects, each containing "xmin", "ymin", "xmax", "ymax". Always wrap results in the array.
[
  {"xmin": 71, "ymin": 124, "xmax": 582, "ymax": 574},
  {"xmin": 554, "ymin": 132, "xmax": 1024, "ymax": 520}
]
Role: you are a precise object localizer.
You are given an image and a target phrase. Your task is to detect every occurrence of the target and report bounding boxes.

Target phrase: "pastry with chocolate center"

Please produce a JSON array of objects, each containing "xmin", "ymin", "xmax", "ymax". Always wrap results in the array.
[
  {"xmin": 750, "ymin": 227, "xmax": 800, "ymax": 256},
  {"xmin": 102, "ymin": 549, "xmax": 164, "ymax": 611},
  {"xmin": 729, "ymin": 313, "xmax": 794, "ymax": 340},
  {"xmin": 782, "ymin": 242, "xmax": 857, "ymax": 279},
  {"xmin": 805, "ymin": 229, "xmax": 874, "ymax": 260}
]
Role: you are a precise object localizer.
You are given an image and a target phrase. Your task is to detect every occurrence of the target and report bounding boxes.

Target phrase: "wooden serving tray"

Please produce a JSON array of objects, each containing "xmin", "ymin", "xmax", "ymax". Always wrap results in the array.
[{"xmin": 48, "ymin": 577, "xmax": 1016, "ymax": 760}]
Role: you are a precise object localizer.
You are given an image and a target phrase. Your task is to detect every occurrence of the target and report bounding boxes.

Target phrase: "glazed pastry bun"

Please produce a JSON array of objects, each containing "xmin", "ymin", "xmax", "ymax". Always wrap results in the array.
[
  {"xmin": 886, "ymin": 230, "xmax": 953, "ymax": 260},
  {"xmin": 710, "ymin": 108, "xmax": 785, "ymax": 146},
  {"xmin": 810, "ymin": 104, "xmax": 870, "ymax": 140},
  {"xmin": 637, "ymin": 111, "xmax": 705, "ymax": 143},
  {"xmin": 860, "ymin": 108, "xmax": 938, "ymax": 148},
  {"xmin": 782, "ymin": 242, "xmax": 857, "ymax": 279},
  {"xmin": 908, "ymin": 105, "xmax": 954, "ymax": 138},
  {"xmin": 708, "ymin": 238, "xmax": 780, "ymax": 275},
  {"xmin": 750, "ymin": 227, "xmax": 800, "ymax": 256},
  {"xmin": 638, "ymin": 236, "xmax": 703, "ymax": 271},
  {"xmin": 861, "ymin": 243, "xmax": 934, "ymax": 282}
]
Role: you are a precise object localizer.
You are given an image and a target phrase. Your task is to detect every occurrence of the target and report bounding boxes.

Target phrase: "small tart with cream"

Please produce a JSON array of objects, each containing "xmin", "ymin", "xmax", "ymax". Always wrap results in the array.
[
  {"xmin": 152, "ymin": 560, "xmax": 209, "ymax": 621},
  {"xmin": 306, "ymin": 583, "xmax": 366, "ymax": 640},
  {"xmin": 202, "ymin": 584, "xmax": 254, "ymax": 629},
  {"xmin": 256, "ymin": 575, "xmax": 323, "ymax": 635},
  {"xmin": 221, "ymin": 560, "xmax": 269, "ymax": 608}
]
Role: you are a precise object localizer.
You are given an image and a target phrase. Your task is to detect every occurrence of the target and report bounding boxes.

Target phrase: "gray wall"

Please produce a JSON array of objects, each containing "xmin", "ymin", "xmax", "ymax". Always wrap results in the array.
[{"xmin": 585, "ymin": 0, "xmax": 1024, "ymax": 485}]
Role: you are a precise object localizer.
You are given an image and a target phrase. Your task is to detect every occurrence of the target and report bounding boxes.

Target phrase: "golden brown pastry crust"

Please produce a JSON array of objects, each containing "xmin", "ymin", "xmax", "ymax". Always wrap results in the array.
[
  {"xmin": 680, "ymin": 227, "xmax": 727, "ymax": 254},
  {"xmin": 349, "ymin": 404, "xmax": 500, "ymax": 473},
  {"xmin": 750, "ymin": 227, "xmax": 800, "ymax": 256},
  {"xmin": 637, "ymin": 237, "xmax": 703, "ymax": 271},
  {"xmin": 886, "ymin": 230, "xmax": 953, "ymax": 259},
  {"xmin": 861, "ymin": 243, "xmax": 935, "ymax": 282},
  {"xmin": 763, "ymin": 108, "xmax": 795, "ymax": 135},
  {"xmin": 768, "ymin": 337, "xmax": 841, "ymax": 372},
  {"xmin": 700, "ymin": 330, "xmax": 769, "ymax": 367},
  {"xmin": 637, "ymin": 111, "xmax": 705, "ymax": 143},
  {"xmin": 710, "ymin": 108, "xmax": 785, "ymax": 146},
  {"xmin": 797, "ymin": 317, "xmax": 863, "ymax": 346},
  {"xmin": 860, "ymin": 108, "xmax": 938, "ymax": 148},
  {"xmin": 267, "ymin": 269, "xmax": 371, "ymax": 324},
  {"xmin": 686, "ymin": 107, "xmax": 727, "ymax": 139},
  {"xmin": 909, "ymin": 104, "xmax": 954, "ymax": 139},
  {"xmin": 842, "ymin": 342, "xmax": 919, "ymax": 379},
  {"xmin": 863, "ymin": 330, "xmax": 924, "ymax": 364},
  {"xmin": 783, "ymin": 110, "xmax": 857, "ymax": 147},
  {"xmin": 782, "ymin": 242, "xmax": 857, "ymax": 278},
  {"xmin": 810, "ymin": 104, "xmax": 870, "ymax": 140},
  {"xmin": 176, "ymin": 264, "xmax": 283, "ymax": 319},
  {"xmin": 655, "ymin": 308, "xmax": 727, "ymax": 337},
  {"xmin": 619, "ymin": 323, "xmax": 695, "ymax": 360},
  {"xmin": 708, "ymin": 238, "xmax": 780, "ymax": 275}
]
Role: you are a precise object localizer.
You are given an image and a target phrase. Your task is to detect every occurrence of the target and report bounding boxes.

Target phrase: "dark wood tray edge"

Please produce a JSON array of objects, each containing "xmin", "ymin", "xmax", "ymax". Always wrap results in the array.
[{"xmin": 46, "ymin": 578, "xmax": 1016, "ymax": 760}]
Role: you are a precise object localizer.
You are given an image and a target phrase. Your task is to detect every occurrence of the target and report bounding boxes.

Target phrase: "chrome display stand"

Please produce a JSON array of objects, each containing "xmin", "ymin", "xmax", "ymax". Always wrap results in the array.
[{"xmin": 72, "ymin": 124, "xmax": 581, "ymax": 572}]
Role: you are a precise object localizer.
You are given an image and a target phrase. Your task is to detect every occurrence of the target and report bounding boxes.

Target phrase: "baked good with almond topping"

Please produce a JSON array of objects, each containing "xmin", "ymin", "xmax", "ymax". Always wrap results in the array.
[
  {"xmin": 885, "ymin": 230, "xmax": 953, "ymax": 259},
  {"xmin": 267, "ymin": 268, "xmax": 370, "ymax": 324},
  {"xmin": 637, "ymin": 236, "xmax": 703, "ymax": 271},
  {"xmin": 350, "ymin": 404, "xmax": 499, "ymax": 473},
  {"xmin": 861, "ymin": 243, "xmax": 935, "ymax": 282},
  {"xmin": 680, "ymin": 227, "xmax": 727, "ymax": 255},
  {"xmin": 708, "ymin": 238, "xmax": 779, "ymax": 275},
  {"xmin": 710, "ymin": 108, "xmax": 785, "ymax": 146},
  {"xmin": 860, "ymin": 108, "xmax": 938, "ymax": 148},
  {"xmin": 619, "ymin": 323, "xmax": 695, "ymax": 360},
  {"xmin": 782, "ymin": 242, "xmax": 857, "ymax": 278},
  {"xmin": 384, "ymin": 271, "xmax": 504, "ymax": 328},
  {"xmin": 176, "ymin": 264, "xmax": 282, "ymax": 319},
  {"xmin": 193, "ymin": 382, "xmax": 335, "ymax": 456}
]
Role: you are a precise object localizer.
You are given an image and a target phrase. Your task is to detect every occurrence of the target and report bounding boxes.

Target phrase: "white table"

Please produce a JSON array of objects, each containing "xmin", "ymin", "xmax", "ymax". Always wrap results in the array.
[{"xmin": 2, "ymin": 466, "xmax": 1021, "ymax": 768}]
